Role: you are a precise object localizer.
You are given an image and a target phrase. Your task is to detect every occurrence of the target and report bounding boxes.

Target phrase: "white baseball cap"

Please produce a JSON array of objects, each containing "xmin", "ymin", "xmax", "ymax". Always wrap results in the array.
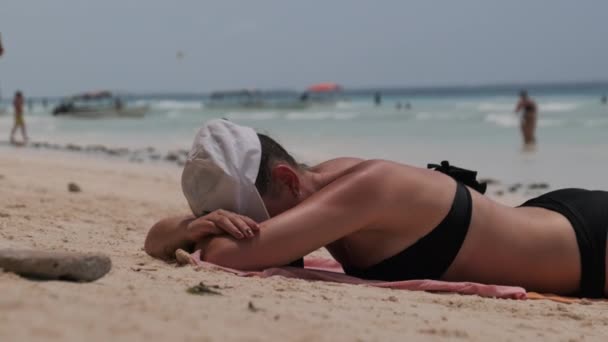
[{"xmin": 181, "ymin": 119, "xmax": 270, "ymax": 222}]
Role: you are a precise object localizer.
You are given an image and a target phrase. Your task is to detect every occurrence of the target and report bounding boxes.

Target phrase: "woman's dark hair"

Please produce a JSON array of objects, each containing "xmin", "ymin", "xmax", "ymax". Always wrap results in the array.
[{"xmin": 255, "ymin": 133, "xmax": 298, "ymax": 195}]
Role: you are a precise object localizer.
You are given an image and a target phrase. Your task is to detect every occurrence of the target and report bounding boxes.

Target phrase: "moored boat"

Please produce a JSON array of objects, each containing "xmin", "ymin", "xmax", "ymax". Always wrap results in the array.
[{"xmin": 52, "ymin": 91, "xmax": 148, "ymax": 118}]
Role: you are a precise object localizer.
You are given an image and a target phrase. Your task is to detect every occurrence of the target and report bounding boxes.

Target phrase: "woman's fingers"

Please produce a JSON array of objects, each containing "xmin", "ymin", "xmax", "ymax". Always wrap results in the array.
[
  {"xmin": 186, "ymin": 210, "xmax": 259, "ymax": 240},
  {"xmin": 231, "ymin": 216, "xmax": 255, "ymax": 237},
  {"xmin": 239, "ymin": 215, "xmax": 260, "ymax": 231},
  {"xmin": 213, "ymin": 210, "xmax": 258, "ymax": 238},
  {"xmin": 216, "ymin": 216, "xmax": 246, "ymax": 239}
]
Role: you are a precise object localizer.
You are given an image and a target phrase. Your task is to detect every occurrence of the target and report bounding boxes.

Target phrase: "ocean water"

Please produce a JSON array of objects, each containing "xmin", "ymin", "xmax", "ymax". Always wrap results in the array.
[{"xmin": 1, "ymin": 86, "xmax": 608, "ymax": 189}]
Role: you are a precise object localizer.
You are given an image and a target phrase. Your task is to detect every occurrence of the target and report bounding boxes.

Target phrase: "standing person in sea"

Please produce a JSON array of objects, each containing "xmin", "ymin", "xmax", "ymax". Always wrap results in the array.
[
  {"xmin": 514, "ymin": 90, "xmax": 538, "ymax": 149},
  {"xmin": 10, "ymin": 91, "xmax": 28, "ymax": 145},
  {"xmin": 374, "ymin": 92, "xmax": 382, "ymax": 106},
  {"xmin": 0, "ymin": 34, "xmax": 4, "ymax": 108}
]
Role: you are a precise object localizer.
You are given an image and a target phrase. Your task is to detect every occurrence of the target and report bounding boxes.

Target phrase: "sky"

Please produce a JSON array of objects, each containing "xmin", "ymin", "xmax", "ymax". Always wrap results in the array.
[{"xmin": 1, "ymin": 0, "xmax": 607, "ymax": 97}]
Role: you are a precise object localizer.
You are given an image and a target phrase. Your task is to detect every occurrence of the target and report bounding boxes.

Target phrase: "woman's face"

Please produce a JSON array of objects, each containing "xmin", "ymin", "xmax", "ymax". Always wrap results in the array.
[
  {"xmin": 262, "ymin": 187, "xmax": 301, "ymax": 217},
  {"xmin": 261, "ymin": 164, "xmax": 303, "ymax": 217}
]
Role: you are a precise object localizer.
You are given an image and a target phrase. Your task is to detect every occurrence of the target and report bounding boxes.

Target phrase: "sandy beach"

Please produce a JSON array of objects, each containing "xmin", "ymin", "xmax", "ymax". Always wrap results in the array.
[{"xmin": 1, "ymin": 148, "xmax": 608, "ymax": 342}]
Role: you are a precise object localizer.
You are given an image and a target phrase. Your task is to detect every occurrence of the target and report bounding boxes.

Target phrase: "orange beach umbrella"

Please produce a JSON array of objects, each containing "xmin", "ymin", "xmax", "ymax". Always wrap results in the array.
[{"xmin": 307, "ymin": 83, "xmax": 342, "ymax": 92}]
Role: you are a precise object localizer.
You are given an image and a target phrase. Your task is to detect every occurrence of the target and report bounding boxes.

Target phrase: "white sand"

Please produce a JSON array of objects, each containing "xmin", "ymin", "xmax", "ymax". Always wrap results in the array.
[{"xmin": 1, "ymin": 148, "xmax": 607, "ymax": 341}]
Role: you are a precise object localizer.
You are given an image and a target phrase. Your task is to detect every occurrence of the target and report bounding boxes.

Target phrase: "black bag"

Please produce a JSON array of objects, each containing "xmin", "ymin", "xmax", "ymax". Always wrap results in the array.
[{"xmin": 427, "ymin": 160, "xmax": 487, "ymax": 194}]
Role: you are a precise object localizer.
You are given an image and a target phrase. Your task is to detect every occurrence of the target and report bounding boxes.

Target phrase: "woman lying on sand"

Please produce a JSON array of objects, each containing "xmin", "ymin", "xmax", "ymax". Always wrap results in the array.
[{"xmin": 145, "ymin": 119, "xmax": 608, "ymax": 298}]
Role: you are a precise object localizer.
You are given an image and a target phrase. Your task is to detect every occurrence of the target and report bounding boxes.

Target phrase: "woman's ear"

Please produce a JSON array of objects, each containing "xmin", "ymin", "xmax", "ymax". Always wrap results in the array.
[{"xmin": 271, "ymin": 164, "xmax": 300, "ymax": 197}]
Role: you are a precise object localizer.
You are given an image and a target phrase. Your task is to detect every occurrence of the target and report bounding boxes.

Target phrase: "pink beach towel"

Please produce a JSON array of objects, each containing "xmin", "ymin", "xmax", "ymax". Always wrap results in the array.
[{"xmin": 186, "ymin": 250, "xmax": 527, "ymax": 300}]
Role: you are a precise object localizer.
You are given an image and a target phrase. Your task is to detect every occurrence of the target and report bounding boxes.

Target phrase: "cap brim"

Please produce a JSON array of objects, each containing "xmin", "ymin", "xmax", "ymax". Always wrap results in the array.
[{"xmin": 239, "ymin": 179, "xmax": 270, "ymax": 223}]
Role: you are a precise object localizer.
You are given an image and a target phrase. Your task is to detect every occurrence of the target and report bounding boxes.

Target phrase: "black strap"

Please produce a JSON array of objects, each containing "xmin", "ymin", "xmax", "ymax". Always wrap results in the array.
[
  {"xmin": 287, "ymin": 258, "xmax": 304, "ymax": 268},
  {"xmin": 427, "ymin": 160, "xmax": 487, "ymax": 194}
]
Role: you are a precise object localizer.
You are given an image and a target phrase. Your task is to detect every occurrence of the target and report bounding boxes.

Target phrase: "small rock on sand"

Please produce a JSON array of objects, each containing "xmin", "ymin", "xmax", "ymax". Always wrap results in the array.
[
  {"xmin": 68, "ymin": 182, "xmax": 81, "ymax": 193},
  {"xmin": 164, "ymin": 152, "xmax": 180, "ymax": 162},
  {"xmin": 66, "ymin": 144, "xmax": 82, "ymax": 151},
  {"xmin": 528, "ymin": 182, "xmax": 549, "ymax": 190},
  {"xmin": 508, "ymin": 183, "xmax": 522, "ymax": 193},
  {"xmin": 0, "ymin": 249, "xmax": 111, "ymax": 282},
  {"xmin": 248, "ymin": 301, "xmax": 262, "ymax": 312}
]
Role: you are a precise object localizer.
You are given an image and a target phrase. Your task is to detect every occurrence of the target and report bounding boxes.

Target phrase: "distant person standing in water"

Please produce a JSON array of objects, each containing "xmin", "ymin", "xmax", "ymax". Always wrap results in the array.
[
  {"xmin": 11, "ymin": 91, "xmax": 28, "ymax": 145},
  {"xmin": 0, "ymin": 34, "xmax": 3, "ymax": 108},
  {"xmin": 514, "ymin": 90, "xmax": 537, "ymax": 149},
  {"xmin": 601, "ymin": 94, "xmax": 607, "ymax": 105},
  {"xmin": 374, "ymin": 92, "xmax": 382, "ymax": 106}
]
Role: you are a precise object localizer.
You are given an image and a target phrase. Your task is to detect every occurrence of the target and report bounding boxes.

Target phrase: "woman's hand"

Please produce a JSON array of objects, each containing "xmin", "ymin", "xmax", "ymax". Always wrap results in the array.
[{"xmin": 186, "ymin": 209, "xmax": 260, "ymax": 241}]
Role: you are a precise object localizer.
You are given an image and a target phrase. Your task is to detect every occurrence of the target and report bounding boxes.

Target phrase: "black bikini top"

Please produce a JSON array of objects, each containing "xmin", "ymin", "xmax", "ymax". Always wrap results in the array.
[{"xmin": 342, "ymin": 181, "xmax": 472, "ymax": 281}]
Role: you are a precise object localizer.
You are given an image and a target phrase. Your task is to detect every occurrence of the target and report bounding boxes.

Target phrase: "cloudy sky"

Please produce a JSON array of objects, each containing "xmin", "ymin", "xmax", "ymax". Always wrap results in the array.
[{"xmin": 1, "ymin": 0, "xmax": 607, "ymax": 96}]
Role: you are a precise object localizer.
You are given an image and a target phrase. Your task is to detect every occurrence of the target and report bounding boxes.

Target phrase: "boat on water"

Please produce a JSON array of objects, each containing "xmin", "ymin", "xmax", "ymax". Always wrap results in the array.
[
  {"xmin": 52, "ymin": 91, "xmax": 148, "ymax": 118},
  {"xmin": 204, "ymin": 89, "xmax": 310, "ymax": 110},
  {"xmin": 300, "ymin": 82, "xmax": 343, "ymax": 105}
]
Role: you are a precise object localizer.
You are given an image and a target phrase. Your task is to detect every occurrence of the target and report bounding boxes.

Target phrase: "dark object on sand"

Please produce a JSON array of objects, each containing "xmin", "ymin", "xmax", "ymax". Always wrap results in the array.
[
  {"xmin": 0, "ymin": 249, "xmax": 111, "ymax": 282},
  {"xmin": 528, "ymin": 182, "xmax": 549, "ymax": 190},
  {"xmin": 68, "ymin": 182, "xmax": 81, "ymax": 192},
  {"xmin": 164, "ymin": 152, "xmax": 180, "ymax": 162},
  {"xmin": 248, "ymin": 301, "xmax": 262, "ymax": 312},
  {"xmin": 187, "ymin": 282, "xmax": 222, "ymax": 296},
  {"xmin": 508, "ymin": 183, "xmax": 523, "ymax": 193}
]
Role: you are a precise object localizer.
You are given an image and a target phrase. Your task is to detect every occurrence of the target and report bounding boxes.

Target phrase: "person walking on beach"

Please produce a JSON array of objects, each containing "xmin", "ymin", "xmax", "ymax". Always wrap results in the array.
[
  {"xmin": 11, "ymin": 91, "xmax": 28, "ymax": 145},
  {"xmin": 514, "ymin": 90, "xmax": 537, "ymax": 149}
]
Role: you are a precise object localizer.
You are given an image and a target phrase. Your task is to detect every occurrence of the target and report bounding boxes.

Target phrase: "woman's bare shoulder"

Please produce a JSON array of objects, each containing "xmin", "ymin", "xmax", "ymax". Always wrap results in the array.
[{"xmin": 310, "ymin": 157, "xmax": 365, "ymax": 172}]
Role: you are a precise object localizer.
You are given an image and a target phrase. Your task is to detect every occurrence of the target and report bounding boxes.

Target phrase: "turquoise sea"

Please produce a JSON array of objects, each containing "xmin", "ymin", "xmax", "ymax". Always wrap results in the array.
[{"xmin": 2, "ymin": 84, "xmax": 608, "ymax": 189}]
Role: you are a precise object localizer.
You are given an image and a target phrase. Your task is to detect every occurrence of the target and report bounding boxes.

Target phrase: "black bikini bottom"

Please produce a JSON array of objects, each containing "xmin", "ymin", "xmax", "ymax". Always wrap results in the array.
[{"xmin": 521, "ymin": 189, "xmax": 608, "ymax": 298}]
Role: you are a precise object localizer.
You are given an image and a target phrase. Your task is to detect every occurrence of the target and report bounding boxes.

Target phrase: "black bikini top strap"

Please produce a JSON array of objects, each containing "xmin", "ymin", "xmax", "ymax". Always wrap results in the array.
[{"xmin": 427, "ymin": 160, "xmax": 487, "ymax": 194}]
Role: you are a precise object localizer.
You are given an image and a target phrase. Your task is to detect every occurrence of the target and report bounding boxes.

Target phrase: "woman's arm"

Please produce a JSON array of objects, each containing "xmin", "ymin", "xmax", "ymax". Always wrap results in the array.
[
  {"xmin": 202, "ymin": 161, "xmax": 391, "ymax": 270},
  {"xmin": 145, "ymin": 210, "xmax": 260, "ymax": 261},
  {"xmin": 145, "ymin": 215, "xmax": 196, "ymax": 260},
  {"xmin": 514, "ymin": 100, "xmax": 523, "ymax": 113}
]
